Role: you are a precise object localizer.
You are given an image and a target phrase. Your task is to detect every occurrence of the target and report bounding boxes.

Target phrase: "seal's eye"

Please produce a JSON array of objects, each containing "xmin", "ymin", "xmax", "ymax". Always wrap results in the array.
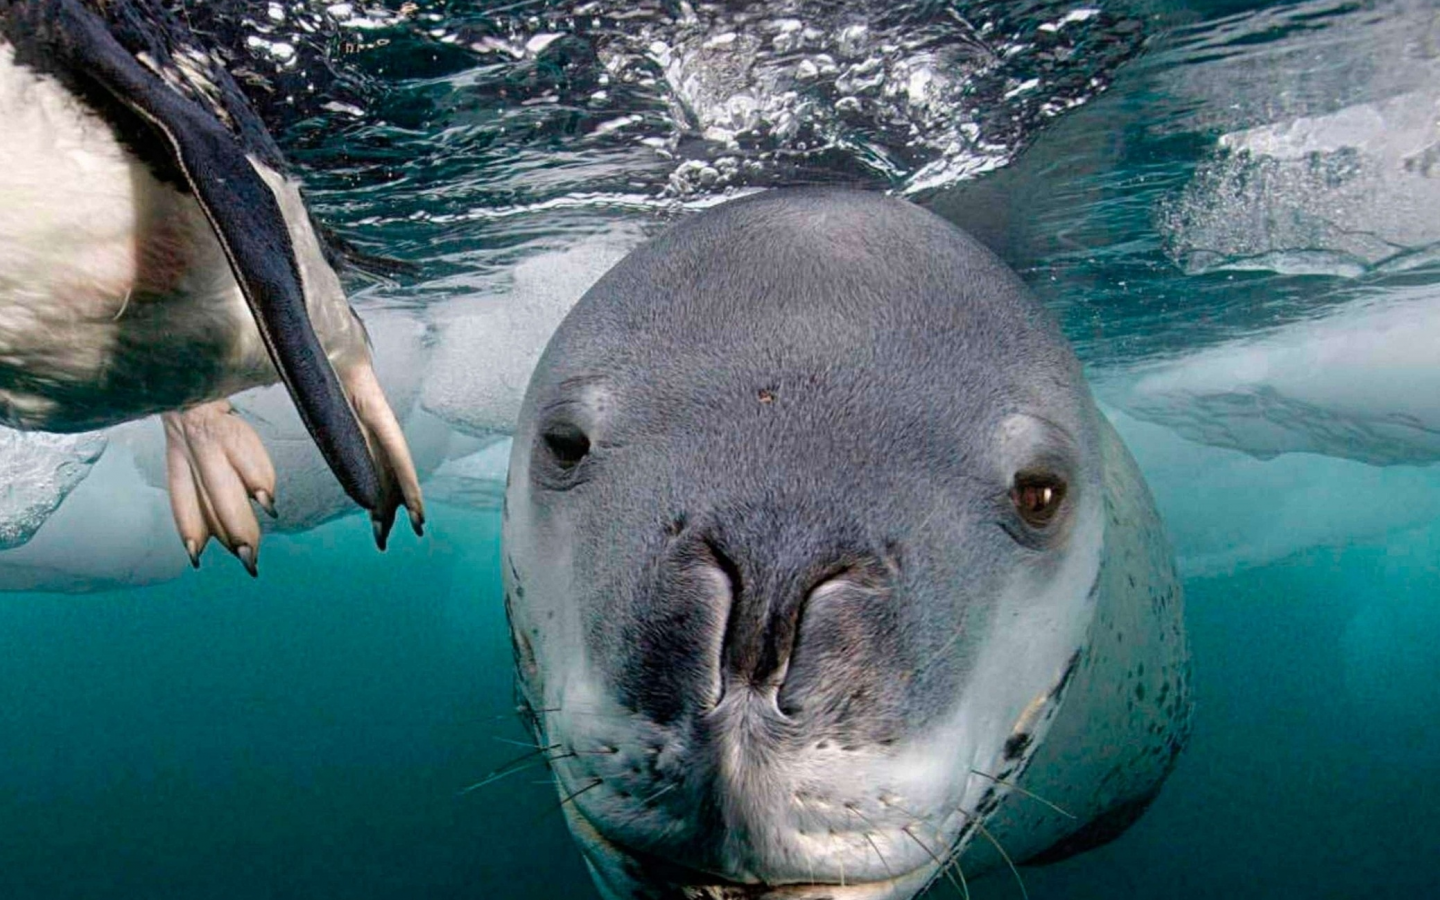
[
  {"xmin": 542, "ymin": 423, "xmax": 590, "ymax": 469},
  {"xmin": 1012, "ymin": 471, "xmax": 1067, "ymax": 527}
]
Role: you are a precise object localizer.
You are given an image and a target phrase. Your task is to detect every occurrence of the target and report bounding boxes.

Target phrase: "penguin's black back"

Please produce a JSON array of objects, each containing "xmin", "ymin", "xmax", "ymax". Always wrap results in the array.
[{"xmin": 1, "ymin": 0, "xmax": 286, "ymax": 189}]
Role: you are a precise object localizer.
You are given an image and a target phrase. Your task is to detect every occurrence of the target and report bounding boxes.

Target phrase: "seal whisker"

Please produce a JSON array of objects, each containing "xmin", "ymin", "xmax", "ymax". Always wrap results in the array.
[
  {"xmin": 944, "ymin": 848, "xmax": 974, "ymax": 900},
  {"xmin": 457, "ymin": 744, "xmax": 569, "ymax": 796},
  {"xmin": 550, "ymin": 705, "xmax": 635, "ymax": 720},
  {"xmin": 968, "ymin": 768, "xmax": 1077, "ymax": 819},
  {"xmin": 844, "ymin": 804, "xmax": 895, "ymax": 881},
  {"xmin": 882, "ymin": 797, "xmax": 971, "ymax": 900},
  {"xmin": 533, "ymin": 778, "xmax": 607, "ymax": 824},
  {"xmin": 640, "ymin": 782, "xmax": 679, "ymax": 806},
  {"xmin": 901, "ymin": 826, "xmax": 969, "ymax": 900},
  {"xmin": 863, "ymin": 832, "xmax": 895, "ymax": 881},
  {"xmin": 975, "ymin": 822, "xmax": 1029, "ymax": 900},
  {"xmin": 491, "ymin": 736, "xmax": 544, "ymax": 749}
]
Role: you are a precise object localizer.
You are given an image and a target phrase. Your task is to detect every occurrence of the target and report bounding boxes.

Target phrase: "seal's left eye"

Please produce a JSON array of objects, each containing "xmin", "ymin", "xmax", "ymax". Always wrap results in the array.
[
  {"xmin": 1012, "ymin": 472, "xmax": 1066, "ymax": 527},
  {"xmin": 543, "ymin": 423, "xmax": 590, "ymax": 469}
]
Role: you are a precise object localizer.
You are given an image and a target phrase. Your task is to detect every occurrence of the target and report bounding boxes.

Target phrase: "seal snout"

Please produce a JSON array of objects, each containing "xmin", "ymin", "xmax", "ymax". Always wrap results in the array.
[{"xmin": 656, "ymin": 516, "xmax": 903, "ymax": 737}]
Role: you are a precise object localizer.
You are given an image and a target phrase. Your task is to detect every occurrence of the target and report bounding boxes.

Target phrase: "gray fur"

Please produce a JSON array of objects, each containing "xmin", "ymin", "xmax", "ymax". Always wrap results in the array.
[{"xmin": 503, "ymin": 189, "xmax": 1190, "ymax": 899}]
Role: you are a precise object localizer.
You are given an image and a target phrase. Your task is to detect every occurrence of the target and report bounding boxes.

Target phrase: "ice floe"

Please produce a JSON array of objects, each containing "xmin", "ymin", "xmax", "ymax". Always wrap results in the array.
[
  {"xmin": 422, "ymin": 437, "xmax": 513, "ymax": 512},
  {"xmin": 420, "ymin": 228, "xmax": 644, "ymax": 437},
  {"xmin": 0, "ymin": 429, "xmax": 106, "ymax": 550},
  {"xmin": 1101, "ymin": 286, "xmax": 1440, "ymax": 467},
  {"xmin": 1105, "ymin": 408, "xmax": 1440, "ymax": 578},
  {"xmin": 1158, "ymin": 0, "xmax": 1440, "ymax": 278},
  {"xmin": 0, "ymin": 440, "xmax": 184, "ymax": 592}
]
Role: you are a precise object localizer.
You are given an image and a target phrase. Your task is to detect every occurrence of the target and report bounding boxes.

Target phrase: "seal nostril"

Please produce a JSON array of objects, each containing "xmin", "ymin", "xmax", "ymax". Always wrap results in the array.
[
  {"xmin": 701, "ymin": 538, "xmax": 742, "ymax": 710},
  {"xmin": 808, "ymin": 556, "xmax": 894, "ymax": 600},
  {"xmin": 703, "ymin": 538, "xmax": 743, "ymax": 599},
  {"xmin": 776, "ymin": 552, "xmax": 899, "ymax": 720}
]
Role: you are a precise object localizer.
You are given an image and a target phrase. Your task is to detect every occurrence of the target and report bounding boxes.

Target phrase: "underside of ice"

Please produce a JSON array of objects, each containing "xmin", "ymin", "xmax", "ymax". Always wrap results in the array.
[
  {"xmin": 0, "ymin": 304, "xmax": 463, "ymax": 591},
  {"xmin": 1102, "ymin": 287, "xmax": 1440, "ymax": 467},
  {"xmin": 1162, "ymin": 92, "xmax": 1440, "ymax": 277},
  {"xmin": 1105, "ymin": 408, "xmax": 1440, "ymax": 578},
  {"xmin": 0, "ymin": 428, "xmax": 106, "ymax": 550},
  {"xmin": 420, "ymin": 229, "xmax": 644, "ymax": 437},
  {"xmin": 1157, "ymin": 0, "xmax": 1440, "ymax": 277},
  {"xmin": 0, "ymin": 441, "xmax": 185, "ymax": 592},
  {"xmin": 422, "ymin": 438, "xmax": 514, "ymax": 511}
]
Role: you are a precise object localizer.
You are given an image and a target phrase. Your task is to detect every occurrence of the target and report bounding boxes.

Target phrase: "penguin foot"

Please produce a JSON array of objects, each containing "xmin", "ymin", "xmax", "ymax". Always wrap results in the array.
[
  {"xmin": 162, "ymin": 400, "xmax": 277, "ymax": 576},
  {"xmin": 340, "ymin": 359, "xmax": 425, "ymax": 551}
]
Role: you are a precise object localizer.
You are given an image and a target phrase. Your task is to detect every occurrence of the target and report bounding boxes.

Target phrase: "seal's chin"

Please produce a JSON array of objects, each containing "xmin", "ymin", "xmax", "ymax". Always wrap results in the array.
[{"xmin": 563, "ymin": 795, "xmax": 939, "ymax": 900}]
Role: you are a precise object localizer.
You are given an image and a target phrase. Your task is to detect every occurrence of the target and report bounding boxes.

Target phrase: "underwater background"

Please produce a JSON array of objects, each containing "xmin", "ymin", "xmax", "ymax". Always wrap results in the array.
[{"xmin": 2, "ymin": 0, "xmax": 1438, "ymax": 897}]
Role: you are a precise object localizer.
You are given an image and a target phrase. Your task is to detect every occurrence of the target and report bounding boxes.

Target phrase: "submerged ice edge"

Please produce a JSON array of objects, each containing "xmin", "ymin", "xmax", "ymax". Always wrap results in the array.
[
  {"xmin": 1099, "ymin": 284, "xmax": 1440, "ymax": 468},
  {"xmin": 0, "ymin": 429, "xmax": 107, "ymax": 550},
  {"xmin": 14, "ymin": 412, "xmax": 1440, "ymax": 591},
  {"xmin": 8, "ymin": 226, "xmax": 1440, "ymax": 591}
]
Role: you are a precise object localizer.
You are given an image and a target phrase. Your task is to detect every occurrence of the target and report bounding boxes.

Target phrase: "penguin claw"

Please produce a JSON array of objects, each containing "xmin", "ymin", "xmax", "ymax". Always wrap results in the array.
[
  {"xmin": 236, "ymin": 545, "xmax": 259, "ymax": 578},
  {"xmin": 341, "ymin": 359, "xmax": 426, "ymax": 550},
  {"xmin": 162, "ymin": 400, "xmax": 276, "ymax": 578},
  {"xmin": 372, "ymin": 513, "xmax": 393, "ymax": 552},
  {"xmin": 162, "ymin": 363, "xmax": 423, "ymax": 569}
]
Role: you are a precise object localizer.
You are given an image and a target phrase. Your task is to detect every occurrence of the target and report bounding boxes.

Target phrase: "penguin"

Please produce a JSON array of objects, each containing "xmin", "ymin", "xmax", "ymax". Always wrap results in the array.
[{"xmin": 0, "ymin": 0, "xmax": 423, "ymax": 575}]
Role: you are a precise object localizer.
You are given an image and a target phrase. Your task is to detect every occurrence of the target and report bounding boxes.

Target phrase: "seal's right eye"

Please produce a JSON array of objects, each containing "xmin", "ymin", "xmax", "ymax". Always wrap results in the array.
[
  {"xmin": 542, "ymin": 422, "xmax": 590, "ymax": 470},
  {"xmin": 1011, "ymin": 471, "xmax": 1067, "ymax": 528}
]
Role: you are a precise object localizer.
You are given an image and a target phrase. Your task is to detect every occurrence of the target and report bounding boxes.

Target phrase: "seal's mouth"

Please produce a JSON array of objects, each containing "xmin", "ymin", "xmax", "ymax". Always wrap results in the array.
[{"xmin": 562, "ymin": 790, "xmax": 939, "ymax": 900}]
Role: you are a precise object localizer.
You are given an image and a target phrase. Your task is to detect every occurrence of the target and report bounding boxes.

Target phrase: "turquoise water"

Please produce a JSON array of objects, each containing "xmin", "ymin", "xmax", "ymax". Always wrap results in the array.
[
  {"xmin": 3, "ymin": 0, "xmax": 1440, "ymax": 897},
  {"xmin": 5, "ymin": 508, "xmax": 1438, "ymax": 897}
]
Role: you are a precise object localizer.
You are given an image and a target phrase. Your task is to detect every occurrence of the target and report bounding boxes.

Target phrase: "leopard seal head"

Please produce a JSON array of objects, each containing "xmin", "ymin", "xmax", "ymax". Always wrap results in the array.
[{"xmin": 503, "ymin": 189, "xmax": 1118, "ymax": 899}]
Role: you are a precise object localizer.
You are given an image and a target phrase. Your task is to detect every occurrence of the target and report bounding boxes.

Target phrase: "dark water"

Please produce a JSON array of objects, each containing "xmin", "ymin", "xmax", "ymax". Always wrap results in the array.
[{"xmin": 3, "ymin": 0, "xmax": 1439, "ymax": 897}]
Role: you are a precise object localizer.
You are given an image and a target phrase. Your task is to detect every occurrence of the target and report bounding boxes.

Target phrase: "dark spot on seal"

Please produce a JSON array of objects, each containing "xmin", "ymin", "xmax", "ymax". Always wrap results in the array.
[
  {"xmin": 512, "ymin": 627, "xmax": 538, "ymax": 681},
  {"xmin": 1050, "ymin": 649, "xmax": 1083, "ymax": 701},
  {"xmin": 976, "ymin": 787, "xmax": 1000, "ymax": 816},
  {"xmin": 1003, "ymin": 732, "xmax": 1032, "ymax": 760},
  {"xmin": 881, "ymin": 540, "xmax": 904, "ymax": 573}
]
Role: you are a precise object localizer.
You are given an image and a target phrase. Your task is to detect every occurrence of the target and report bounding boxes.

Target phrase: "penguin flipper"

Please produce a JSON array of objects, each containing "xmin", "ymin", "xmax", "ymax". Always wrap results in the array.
[{"xmin": 9, "ymin": 0, "xmax": 383, "ymax": 512}]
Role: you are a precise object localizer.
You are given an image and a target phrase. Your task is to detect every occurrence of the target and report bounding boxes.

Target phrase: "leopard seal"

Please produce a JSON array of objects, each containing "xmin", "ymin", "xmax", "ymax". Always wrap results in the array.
[{"xmin": 503, "ymin": 189, "xmax": 1191, "ymax": 899}]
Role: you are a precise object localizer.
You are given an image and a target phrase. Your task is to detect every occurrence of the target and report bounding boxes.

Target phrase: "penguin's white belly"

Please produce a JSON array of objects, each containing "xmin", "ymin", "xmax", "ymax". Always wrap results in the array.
[{"xmin": 0, "ymin": 42, "xmax": 272, "ymax": 432}]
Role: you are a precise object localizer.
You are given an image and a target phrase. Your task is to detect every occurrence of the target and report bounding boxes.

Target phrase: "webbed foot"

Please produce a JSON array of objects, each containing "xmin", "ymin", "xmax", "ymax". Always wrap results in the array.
[
  {"xmin": 341, "ymin": 360, "xmax": 425, "ymax": 551},
  {"xmin": 162, "ymin": 400, "xmax": 277, "ymax": 576}
]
